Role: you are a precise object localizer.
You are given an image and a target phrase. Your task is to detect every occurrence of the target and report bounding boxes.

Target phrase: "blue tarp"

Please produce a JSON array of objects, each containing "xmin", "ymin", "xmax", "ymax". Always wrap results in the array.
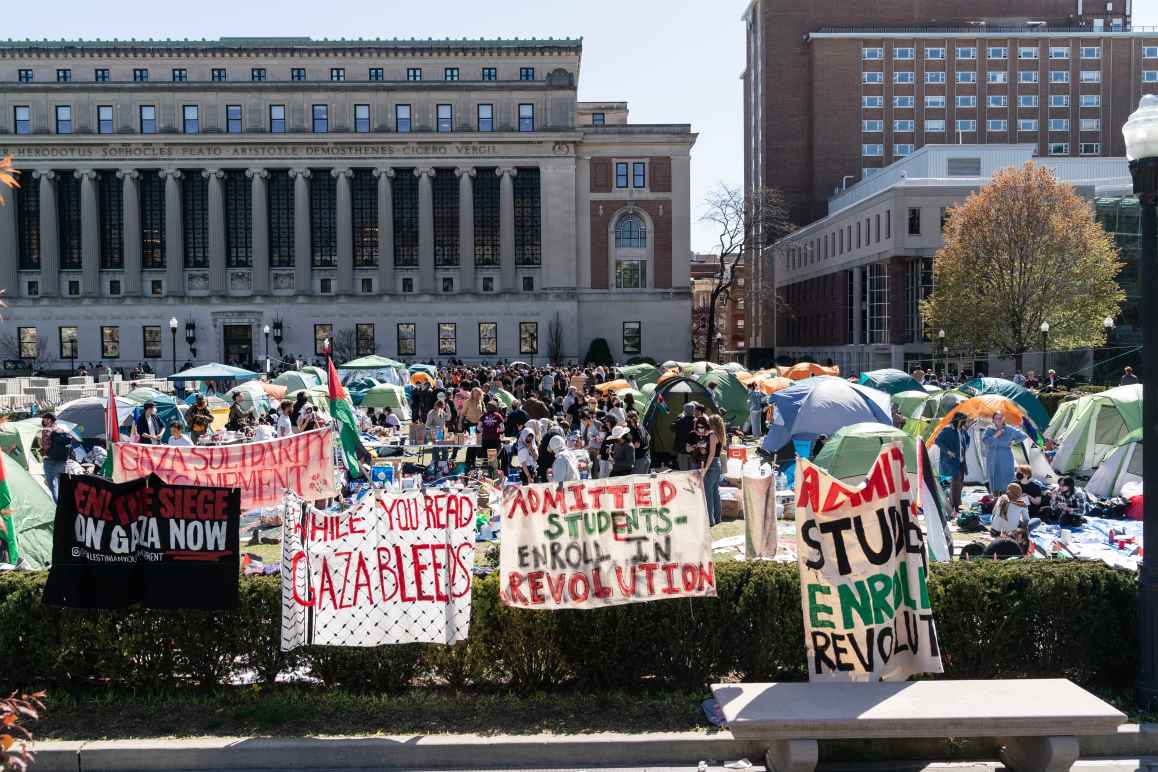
[
  {"xmin": 168, "ymin": 362, "xmax": 258, "ymax": 381},
  {"xmin": 761, "ymin": 376, "xmax": 892, "ymax": 453}
]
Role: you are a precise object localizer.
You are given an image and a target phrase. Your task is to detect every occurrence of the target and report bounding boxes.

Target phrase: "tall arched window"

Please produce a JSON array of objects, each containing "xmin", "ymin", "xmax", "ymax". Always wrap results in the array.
[{"xmin": 614, "ymin": 213, "xmax": 647, "ymax": 248}]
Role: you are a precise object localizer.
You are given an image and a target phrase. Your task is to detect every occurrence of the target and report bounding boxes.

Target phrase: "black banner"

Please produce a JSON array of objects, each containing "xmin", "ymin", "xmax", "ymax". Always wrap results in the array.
[{"xmin": 44, "ymin": 474, "xmax": 240, "ymax": 609}]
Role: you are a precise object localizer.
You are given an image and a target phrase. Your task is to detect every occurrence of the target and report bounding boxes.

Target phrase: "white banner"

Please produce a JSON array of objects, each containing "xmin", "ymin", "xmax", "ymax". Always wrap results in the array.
[
  {"xmin": 281, "ymin": 489, "xmax": 476, "ymax": 650},
  {"xmin": 796, "ymin": 442, "xmax": 943, "ymax": 682},
  {"xmin": 498, "ymin": 471, "xmax": 716, "ymax": 610}
]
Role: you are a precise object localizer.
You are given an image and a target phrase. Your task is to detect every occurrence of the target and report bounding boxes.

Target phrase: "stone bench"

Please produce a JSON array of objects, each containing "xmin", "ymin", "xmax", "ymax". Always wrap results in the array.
[{"xmin": 711, "ymin": 679, "xmax": 1124, "ymax": 772}]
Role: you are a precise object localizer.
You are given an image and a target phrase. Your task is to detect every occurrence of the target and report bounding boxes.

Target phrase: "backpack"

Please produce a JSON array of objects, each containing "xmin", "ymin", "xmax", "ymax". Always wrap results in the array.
[{"xmin": 45, "ymin": 430, "xmax": 71, "ymax": 462}]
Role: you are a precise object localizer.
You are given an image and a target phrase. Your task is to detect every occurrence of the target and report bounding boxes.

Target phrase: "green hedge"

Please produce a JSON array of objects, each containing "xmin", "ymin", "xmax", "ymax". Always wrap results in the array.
[{"xmin": 0, "ymin": 561, "xmax": 1136, "ymax": 693}]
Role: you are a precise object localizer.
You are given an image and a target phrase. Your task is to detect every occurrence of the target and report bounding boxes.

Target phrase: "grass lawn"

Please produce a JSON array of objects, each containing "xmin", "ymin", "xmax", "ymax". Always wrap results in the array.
[{"xmin": 35, "ymin": 687, "xmax": 711, "ymax": 740}]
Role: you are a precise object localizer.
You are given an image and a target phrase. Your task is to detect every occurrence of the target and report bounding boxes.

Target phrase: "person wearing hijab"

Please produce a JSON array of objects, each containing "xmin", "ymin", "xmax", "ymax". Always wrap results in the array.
[
  {"xmin": 549, "ymin": 434, "xmax": 581, "ymax": 482},
  {"xmin": 981, "ymin": 411, "xmax": 1027, "ymax": 494}
]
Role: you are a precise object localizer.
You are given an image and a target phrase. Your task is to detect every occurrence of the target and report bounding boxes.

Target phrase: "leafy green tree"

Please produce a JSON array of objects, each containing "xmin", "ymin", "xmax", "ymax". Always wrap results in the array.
[
  {"xmin": 584, "ymin": 338, "xmax": 613, "ymax": 366},
  {"xmin": 922, "ymin": 162, "xmax": 1124, "ymax": 371}
]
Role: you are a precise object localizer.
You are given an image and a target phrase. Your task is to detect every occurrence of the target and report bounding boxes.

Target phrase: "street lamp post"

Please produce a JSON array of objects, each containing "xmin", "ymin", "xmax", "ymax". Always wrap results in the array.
[
  {"xmin": 937, "ymin": 329, "xmax": 945, "ymax": 380},
  {"xmin": 168, "ymin": 317, "xmax": 179, "ymax": 376},
  {"xmin": 715, "ymin": 332, "xmax": 724, "ymax": 364},
  {"xmin": 1040, "ymin": 321, "xmax": 1050, "ymax": 380},
  {"xmin": 1125, "ymin": 94, "xmax": 1158, "ymax": 708},
  {"xmin": 1102, "ymin": 316, "xmax": 1115, "ymax": 385},
  {"xmin": 263, "ymin": 325, "xmax": 271, "ymax": 374}
]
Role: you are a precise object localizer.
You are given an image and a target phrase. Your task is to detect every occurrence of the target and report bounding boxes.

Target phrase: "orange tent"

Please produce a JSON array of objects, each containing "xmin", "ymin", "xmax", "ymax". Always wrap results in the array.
[
  {"xmin": 925, "ymin": 395, "xmax": 1028, "ymax": 446},
  {"xmin": 656, "ymin": 368, "xmax": 682, "ymax": 385},
  {"xmin": 754, "ymin": 375, "xmax": 794, "ymax": 395},
  {"xmin": 260, "ymin": 382, "xmax": 288, "ymax": 401},
  {"xmin": 595, "ymin": 379, "xmax": 631, "ymax": 394},
  {"xmin": 411, "ymin": 371, "xmax": 436, "ymax": 385},
  {"xmin": 784, "ymin": 362, "xmax": 840, "ymax": 380}
]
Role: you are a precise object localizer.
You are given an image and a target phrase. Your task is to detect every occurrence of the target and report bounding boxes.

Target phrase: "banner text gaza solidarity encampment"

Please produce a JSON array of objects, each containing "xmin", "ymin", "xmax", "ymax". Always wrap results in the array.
[
  {"xmin": 499, "ymin": 471, "xmax": 716, "ymax": 609},
  {"xmin": 112, "ymin": 428, "xmax": 338, "ymax": 510},
  {"xmin": 796, "ymin": 442, "xmax": 942, "ymax": 682}
]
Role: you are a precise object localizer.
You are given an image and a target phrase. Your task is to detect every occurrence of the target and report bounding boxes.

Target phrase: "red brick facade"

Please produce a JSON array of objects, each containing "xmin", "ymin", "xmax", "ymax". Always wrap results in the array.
[
  {"xmin": 589, "ymin": 199, "xmax": 673, "ymax": 290},
  {"xmin": 776, "ymin": 271, "xmax": 849, "ymax": 346}
]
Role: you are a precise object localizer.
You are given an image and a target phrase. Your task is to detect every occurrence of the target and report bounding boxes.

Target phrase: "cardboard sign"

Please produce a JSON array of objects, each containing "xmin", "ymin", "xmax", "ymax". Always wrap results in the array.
[
  {"xmin": 44, "ymin": 473, "xmax": 240, "ymax": 609},
  {"xmin": 112, "ymin": 428, "xmax": 338, "ymax": 511},
  {"xmin": 498, "ymin": 471, "xmax": 716, "ymax": 609},
  {"xmin": 281, "ymin": 489, "xmax": 476, "ymax": 650},
  {"xmin": 795, "ymin": 443, "xmax": 943, "ymax": 682}
]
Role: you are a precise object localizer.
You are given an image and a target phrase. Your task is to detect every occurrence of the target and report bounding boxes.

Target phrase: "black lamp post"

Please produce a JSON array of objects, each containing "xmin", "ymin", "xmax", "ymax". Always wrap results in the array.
[
  {"xmin": 263, "ymin": 324, "xmax": 271, "ymax": 374},
  {"xmin": 185, "ymin": 320, "xmax": 197, "ymax": 362},
  {"xmin": 1040, "ymin": 320, "xmax": 1050, "ymax": 380},
  {"xmin": 272, "ymin": 319, "xmax": 284, "ymax": 360},
  {"xmin": 1126, "ymin": 94, "xmax": 1158, "ymax": 708},
  {"xmin": 168, "ymin": 317, "xmax": 178, "ymax": 376}
]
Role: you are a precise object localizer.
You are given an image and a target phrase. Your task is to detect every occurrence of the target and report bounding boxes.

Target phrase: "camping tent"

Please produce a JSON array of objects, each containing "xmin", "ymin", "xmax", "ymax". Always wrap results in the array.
[
  {"xmin": 641, "ymin": 376, "xmax": 719, "ymax": 460},
  {"xmin": 696, "ymin": 371, "xmax": 749, "ymax": 427},
  {"xmin": 168, "ymin": 362, "xmax": 258, "ymax": 382},
  {"xmin": 1086, "ymin": 428, "xmax": 1143, "ymax": 499},
  {"xmin": 760, "ymin": 376, "xmax": 891, "ymax": 453},
  {"xmin": 721, "ymin": 362, "xmax": 748, "ymax": 373},
  {"xmin": 409, "ymin": 363, "xmax": 438, "ymax": 378},
  {"xmin": 492, "ymin": 388, "xmax": 516, "ymax": 408},
  {"xmin": 926, "ymin": 396, "xmax": 1054, "ymax": 486},
  {"xmin": 1050, "ymin": 384, "xmax": 1143, "ymax": 476},
  {"xmin": 959, "ymin": 377, "xmax": 1050, "ymax": 432},
  {"xmin": 341, "ymin": 355, "xmax": 405, "ymax": 370},
  {"xmin": 783, "ymin": 362, "xmax": 841, "ymax": 380},
  {"xmin": 594, "ymin": 379, "xmax": 631, "ymax": 394},
  {"xmin": 858, "ymin": 368, "xmax": 925, "ymax": 395},
  {"xmin": 411, "ymin": 371, "xmax": 436, "ymax": 386},
  {"xmin": 56, "ymin": 396, "xmax": 137, "ymax": 440},
  {"xmin": 360, "ymin": 384, "xmax": 411, "ymax": 420},
  {"xmin": 287, "ymin": 387, "xmax": 331, "ymax": 410},
  {"xmin": 0, "ymin": 452, "xmax": 55, "ymax": 569},
  {"xmin": 811, "ymin": 422, "xmax": 953, "ymax": 561},
  {"xmin": 225, "ymin": 381, "xmax": 272, "ymax": 415},
  {"xmin": 619, "ymin": 363, "xmax": 661, "ymax": 388},
  {"xmin": 1045, "ymin": 398, "xmax": 1081, "ymax": 442},
  {"xmin": 273, "ymin": 370, "xmax": 321, "ymax": 393},
  {"xmin": 893, "ymin": 390, "xmax": 933, "ymax": 420},
  {"xmin": 301, "ymin": 365, "xmax": 328, "ymax": 384},
  {"xmin": 0, "ymin": 418, "xmax": 79, "ymax": 479},
  {"xmin": 124, "ymin": 386, "xmax": 173, "ymax": 404}
]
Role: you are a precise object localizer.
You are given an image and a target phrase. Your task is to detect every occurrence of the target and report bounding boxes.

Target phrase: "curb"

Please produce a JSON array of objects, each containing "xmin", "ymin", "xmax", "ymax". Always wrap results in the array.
[{"xmin": 29, "ymin": 725, "xmax": 1158, "ymax": 771}]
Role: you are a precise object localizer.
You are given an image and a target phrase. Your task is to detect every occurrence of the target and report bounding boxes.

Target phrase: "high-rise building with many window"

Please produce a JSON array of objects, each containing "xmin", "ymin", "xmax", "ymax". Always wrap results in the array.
[{"xmin": 0, "ymin": 37, "xmax": 694, "ymax": 367}]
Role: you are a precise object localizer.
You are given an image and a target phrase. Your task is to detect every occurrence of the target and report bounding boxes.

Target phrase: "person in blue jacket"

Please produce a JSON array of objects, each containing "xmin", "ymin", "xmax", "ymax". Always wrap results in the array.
[
  {"xmin": 935, "ymin": 413, "xmax": 970, "ymax": 511},
  {"xmin": 981, "ymin": 411, "xmax": 1027, "ymax": 495}
]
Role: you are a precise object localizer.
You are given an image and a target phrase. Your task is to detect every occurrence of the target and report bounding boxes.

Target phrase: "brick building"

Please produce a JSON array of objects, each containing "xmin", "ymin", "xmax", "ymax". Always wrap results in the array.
[{"xmin": 690, "ymin": 253, "xmax": 745, "ymax": 360}]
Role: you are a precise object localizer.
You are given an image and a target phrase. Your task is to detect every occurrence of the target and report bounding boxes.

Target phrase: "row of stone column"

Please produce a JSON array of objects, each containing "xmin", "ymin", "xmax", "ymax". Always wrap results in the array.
[{"xmin": 0, "ymin": 165, "xmax": 523, "ymax": 298}]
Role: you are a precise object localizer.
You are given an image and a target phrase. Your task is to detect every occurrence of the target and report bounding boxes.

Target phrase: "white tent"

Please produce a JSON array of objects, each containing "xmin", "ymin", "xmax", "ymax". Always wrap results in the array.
[
  {"xmin": 1086, "ymin": 431, "xmax": 1142, "ymax": 499},
  {"xmin": 928, "ymin": 419, "xmax": 1055, "ymax": 488}
]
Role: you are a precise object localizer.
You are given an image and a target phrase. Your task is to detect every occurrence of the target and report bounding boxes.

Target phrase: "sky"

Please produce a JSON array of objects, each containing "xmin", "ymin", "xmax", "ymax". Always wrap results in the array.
[{"xmin": 7, "ymin": 0, "xmax": 1156, "ymax": 253}]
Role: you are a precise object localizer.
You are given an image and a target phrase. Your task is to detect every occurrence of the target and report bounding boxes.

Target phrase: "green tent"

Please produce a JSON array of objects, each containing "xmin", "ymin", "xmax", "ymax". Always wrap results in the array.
[
  {"xmin": 341, "ymin": 355, "xmax": 405, "ymax": 370},
  {"xmin": 124, "ymin": 387, "xmax": 175, "ymax": 405},
  {"xmin": 619, "ymin": 363, "xmax": 661, "ymax": 388},
  {"xmin": 959, "ymin": 377, "xmax": 1050, "ymax": 432},
  {"xmin": 721, "ymin": 362, "xmax": 748, "ymax": 373},
  {"xmin": 273, "ymin": 370, "xmax": 321, "ymax": 393},
  {"xmin": 642, "ymin": 376, "xmax": 719, "ymax": 459},
  {"xmin": 1051, "ymin": 383, "xmax": 1143, "ymax": 476},
  {"xmin": 813, "ymin": 422, "xmax": 921, "ymax": 484},
  {"xmin": 1045, "ymin": 398, "xmax": 1081, "ymax": 442},
  {"xmin": 0, "ymin": 418, "xmax": 77, "ymax": 478},
  {"xmin": 361, "ymin": 383, "xmax": 409, "ymax": 413},
  {"xmin": 287, "ymin": 387, "xmax": 331, "ymax": 410},
  {"xmin": 892, "ymin": 389, "xmax": 933, "ymax": 420},
  {"xmin": 858, "ymin": 368, "xmax": 924, "ymax": 395},
  {"xmin": 224, "ymin": 381, "xmax": 272, "ymax": 415},
  {"xmin": 696, "ymin": 371, "xmax": 749, "ymax": 427},
  {"xmin": 0, "ymin": 451, "xmax": 55, "ymax": 569},
  {"xmin": 301, "ymin": 365, "xmax": 329, "ymax": 384},
  {"xmin": 492, "ymin": 388, "xmax": 516, "ymax": 408}
]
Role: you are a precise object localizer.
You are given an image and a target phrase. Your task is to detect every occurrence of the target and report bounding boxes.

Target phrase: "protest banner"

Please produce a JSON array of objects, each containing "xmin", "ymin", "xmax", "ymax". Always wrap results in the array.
[
  {"xmin": 498, "ymin": 471, "xmax": 715, "ymax": 610},
  {"xmin": 281, "ymin": 488, "xmax": 476, "ymax": 650},
  {"xmin": 796, "ymin": 442, "xmax": 943, "ymax": 682},
  {"xmin": 44, "ymin": 473, "xmax": 240, "ymax": 609},
  {"xmin": 112, "ymin": 428, "xmax": 337, "ymax": 511}
]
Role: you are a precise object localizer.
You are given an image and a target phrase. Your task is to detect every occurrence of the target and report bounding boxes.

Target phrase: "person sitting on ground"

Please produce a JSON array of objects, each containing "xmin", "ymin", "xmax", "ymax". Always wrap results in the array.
[
  {"xmin": 990, "ymin": 482, "xmax": 1029, "ymax": 538},
  {"xmin": 1014, "ymin": 464, "xmax": 1048, "ymax": 519},
  {"xmin": 983, "ymin": 528, "xmax": 1028, "ymax": 560},
  {"xmin": 1052, "ymin": 476, "xmax": 1089, "ymax": 526},
  {"xmin": 167, "ymin": 421, "xmax": 193, "ymax": 447},
  {"xmin": 380, "ymin": 406, "xmax": 401, "ymax": 430}
]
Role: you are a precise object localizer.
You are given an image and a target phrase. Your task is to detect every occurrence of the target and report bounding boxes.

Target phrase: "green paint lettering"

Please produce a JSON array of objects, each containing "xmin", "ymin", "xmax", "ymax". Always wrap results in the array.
[
  {"xmin": 837, "ymin": 580, "xmax": 873, "ymax": 629},
  {"xmin": 867, "ymin": 573, "xmax": 894, "ymax": 624},
  {"xmin": 808, "ymin": 584, "xmax": 835, "ymax": 629}
]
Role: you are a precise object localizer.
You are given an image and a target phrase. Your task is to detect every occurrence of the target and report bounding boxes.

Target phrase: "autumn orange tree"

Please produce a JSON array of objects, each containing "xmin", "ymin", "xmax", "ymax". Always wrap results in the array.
[{"xmin": 922, "ymin": 162, "xmax": 1124, "ymax": 371}]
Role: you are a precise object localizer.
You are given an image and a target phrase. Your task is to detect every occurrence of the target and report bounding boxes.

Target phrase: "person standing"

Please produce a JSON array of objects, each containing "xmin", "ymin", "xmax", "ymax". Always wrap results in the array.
[
  {"xmin": 40, "ymin": 413, "xmax": 71, "ymax": 502},
  {"xmin": 186, "ymin": 395, "xmax": 214, "ymax": 444},
  {"xmin": 745, "ymin": 383, "xmax": 766, "ymax": 437},
  {"xmin": 673, "ymin": 403, "xmax": 696, "ymax": 471},
  {"xmin": 1121, "ymin": 366, "xmax": 1139, "ymax": 385},
  {"xmin": 425, "ymin": 399, "xmax": 451, "ymax": 468},
  {"xmin": 609, "ymin": 426, "xmax": 636, "ymax": 477},
  {"xmin": 981, "ymin": 411, "xmax": 1027, "ymax": 495},
  {"xmin": 276, "ymin": 400, "xmax": 294, "ymax": 437},
  {"xmin": 549, "ymin": 435, "xmax": 581, "ymax": 482},
  {"xmin": 627, "ymin": 411, "xmax": 650, "ymax": 474},
  {"xmin": 701, "ymin": 414, "xmax": 726, "ymax": 527},
  {"xmin": 935, "ymin": 413, "xmax": 970, "ymax": 511},
  {"xmin": 226, "ymin": 392, "xmax": 251, "ymax": 431},
  {"xmin": 135, "ymin": 402, "xmax": 164, "ymax": 444}
]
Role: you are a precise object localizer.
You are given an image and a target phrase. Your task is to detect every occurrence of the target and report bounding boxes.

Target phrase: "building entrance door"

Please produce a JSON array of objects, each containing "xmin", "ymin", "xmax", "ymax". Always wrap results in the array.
[{"xmin": 223, "ymin": 324, "xmax": 253, "ymax": 368}]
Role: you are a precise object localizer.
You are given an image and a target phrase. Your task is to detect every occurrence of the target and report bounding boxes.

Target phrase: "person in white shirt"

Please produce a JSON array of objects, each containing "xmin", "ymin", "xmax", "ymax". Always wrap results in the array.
[
  {"xmin": 381, "ymin": 406, "xmax": 401, "ymax": 429},
  {"xmin": 276, "ymin": 400, "xmax": 294, "ymax": 437},
  {"xmin": 549, "ymin": 435, "xmax": 580, "ymax": 482},
  {"xmin": 253, "ymin": 419, "xmax": 276, "ymax": 441},
  {"xmin": 540, "ymin": 371, "xmax": 554, "ymax": 398},
  {"xmin": 167, "ymin": 422, "xmax": 194, "ymax": 447}
]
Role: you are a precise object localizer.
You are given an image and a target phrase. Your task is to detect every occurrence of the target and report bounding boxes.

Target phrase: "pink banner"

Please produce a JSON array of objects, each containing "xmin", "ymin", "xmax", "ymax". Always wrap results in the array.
[{"xmin": 112, "ymin": 428, "xmax": 338, "ymax": 511}]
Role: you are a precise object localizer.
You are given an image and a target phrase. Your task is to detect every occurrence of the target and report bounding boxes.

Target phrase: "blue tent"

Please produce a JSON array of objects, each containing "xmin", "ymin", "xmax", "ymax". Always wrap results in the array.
[
  {"xmin": 858, "ymin": 368, "xmax": 925, "ymax": 396},
  {"xmin": 959, "ymin": 377, "xmax": 1050, "ymax": 432},
  {"xmin": 762, "ymin": 376, "xmax": 892, "ymax": 453},
  {"xmin": 168, "ymin": 362, "xmax": 258, "ymax": 382}
]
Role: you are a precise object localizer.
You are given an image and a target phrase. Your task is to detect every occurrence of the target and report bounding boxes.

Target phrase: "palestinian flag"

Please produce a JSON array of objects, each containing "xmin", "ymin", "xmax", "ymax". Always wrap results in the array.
[
  {"xmin": 101, "ymin": 380, "xmax": 119, "ymax": 478},
  {"xmin": 654, "ymin": 393, "xmax": 669, "ymax": 415},
  {"xmin": 326, "ymin": 356, "xmax": 365, "ymax": 479},
  {"xmin": 0, "ymin": 452, "xmax": 16, "ymax": 564}
]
